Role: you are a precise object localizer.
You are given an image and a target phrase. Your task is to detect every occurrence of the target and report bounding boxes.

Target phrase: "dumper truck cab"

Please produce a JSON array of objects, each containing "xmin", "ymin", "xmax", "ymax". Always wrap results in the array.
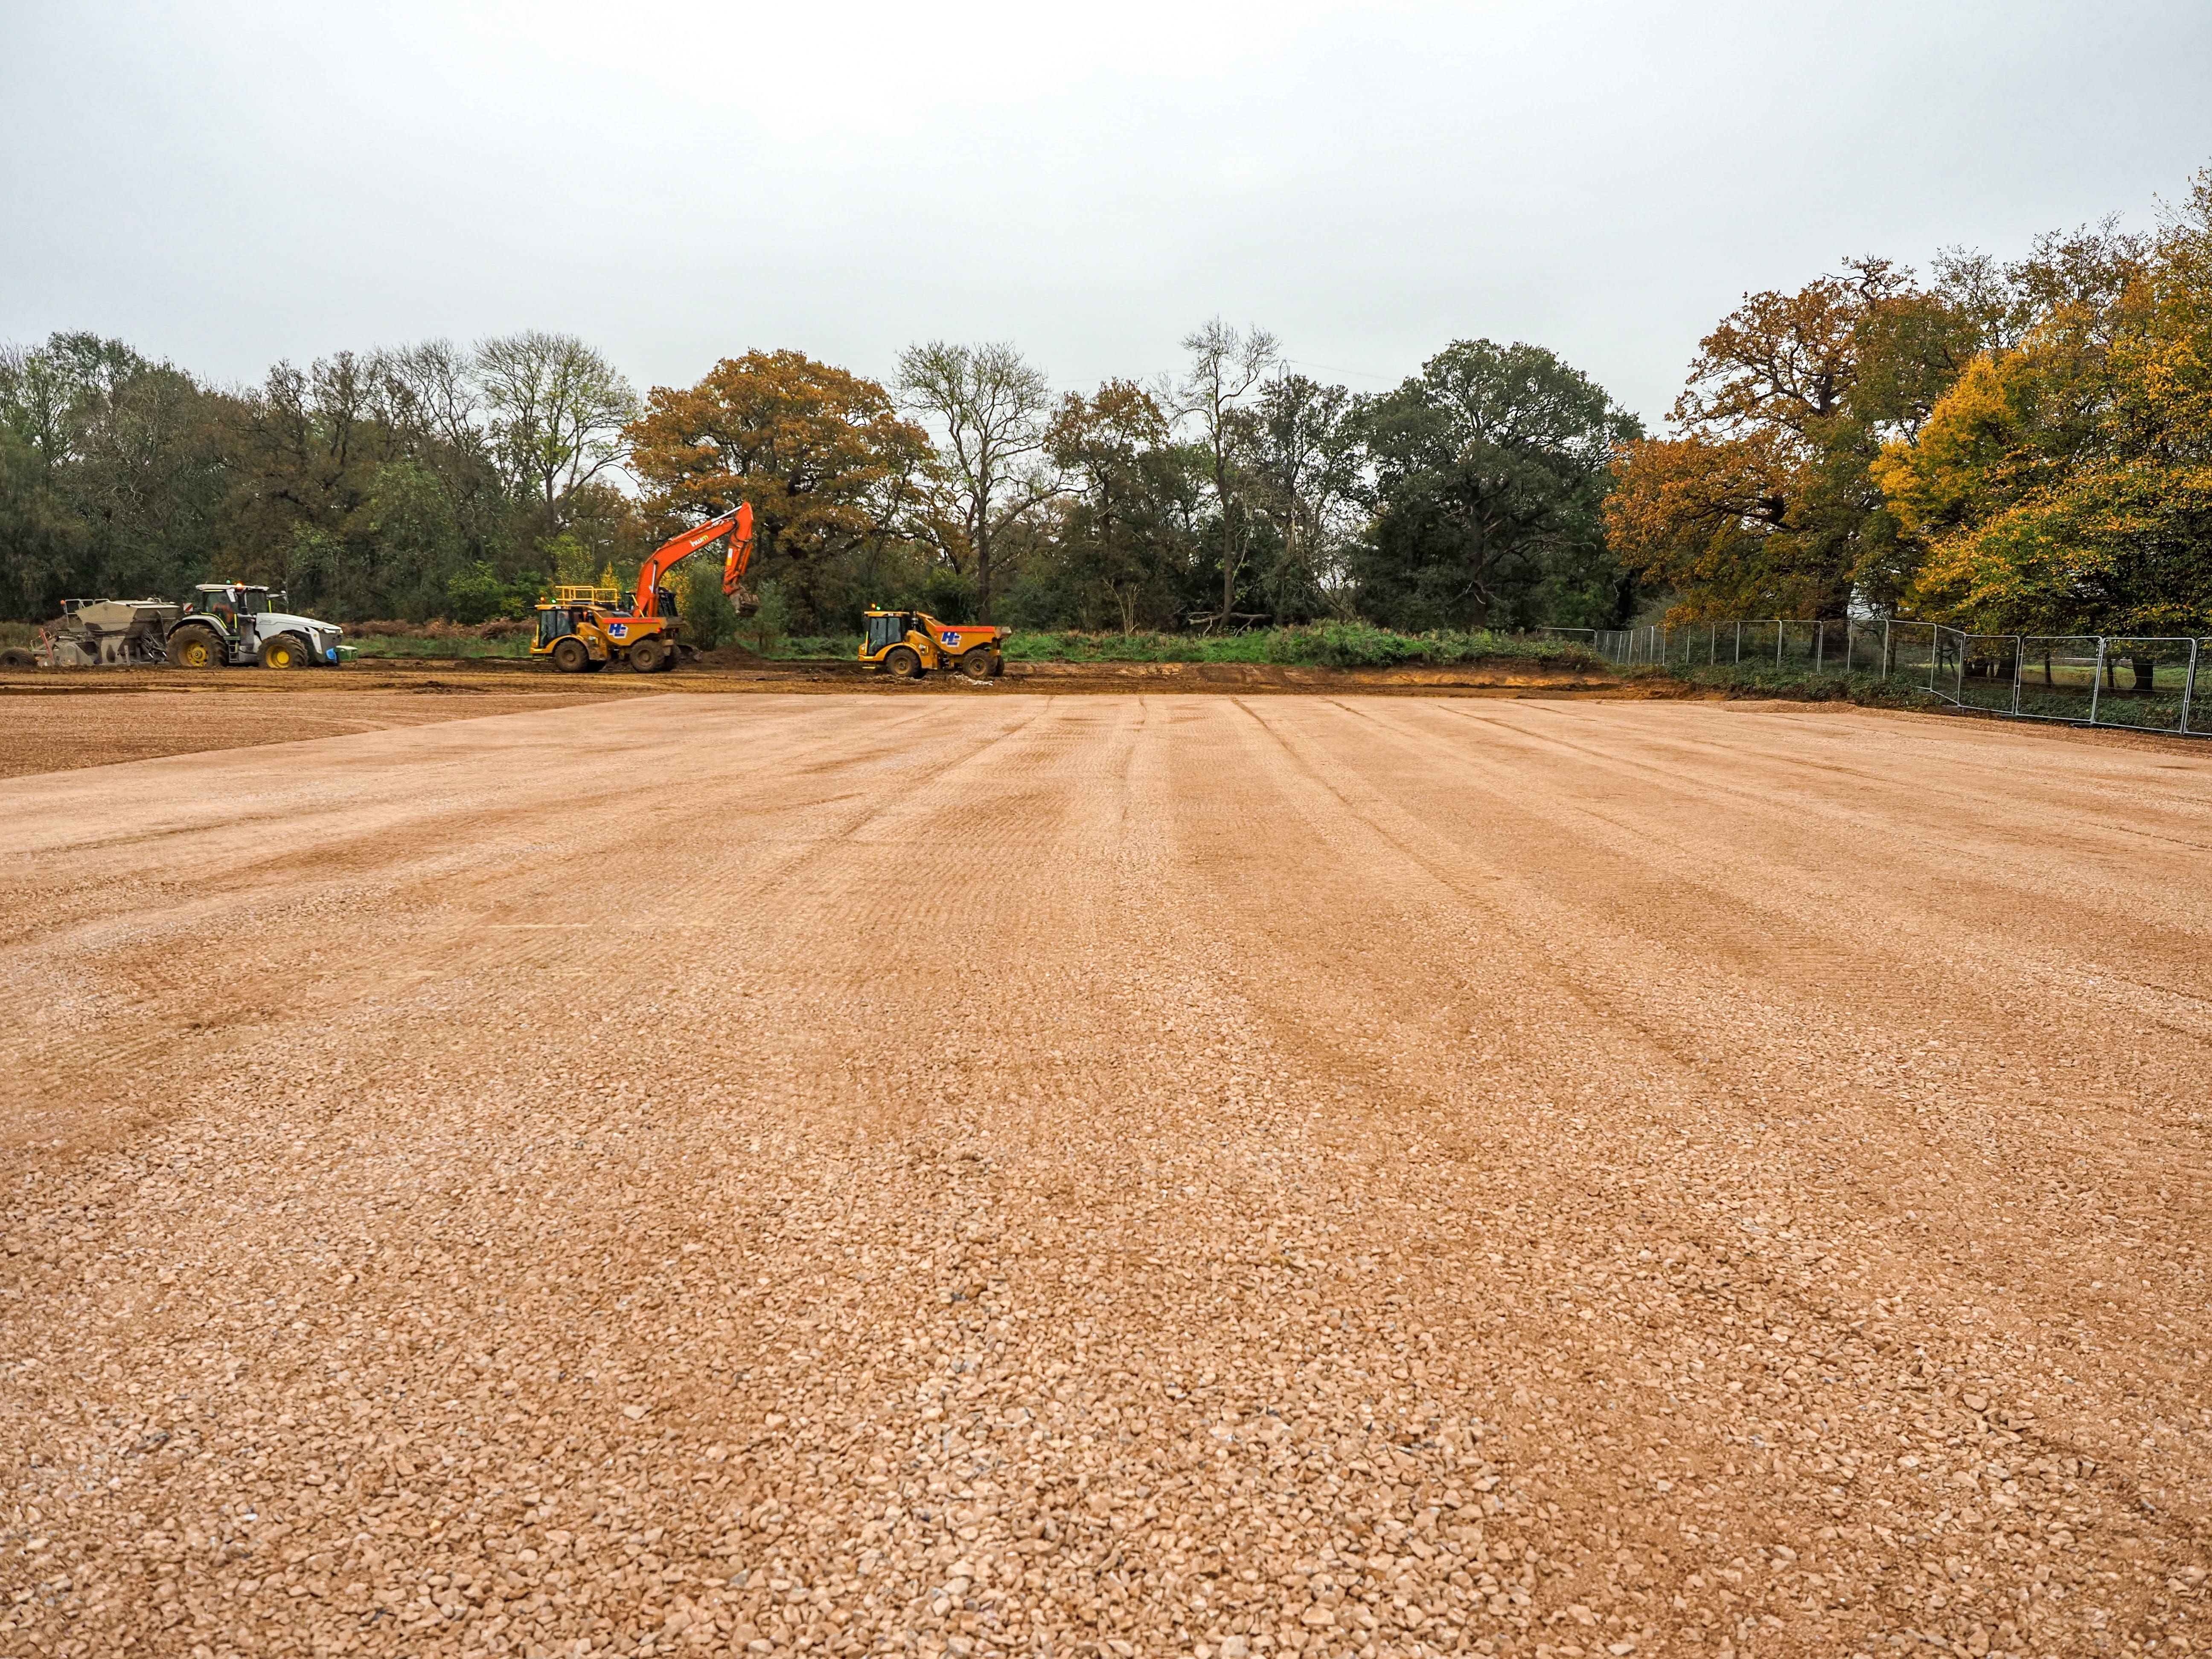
[
  {"xmin": 859, "ymin": 609, "xmax": 1006, "ymax": 679},
  {"xmin": 167, "ymin": 584, "xmax": 346, "ymax": 669}
]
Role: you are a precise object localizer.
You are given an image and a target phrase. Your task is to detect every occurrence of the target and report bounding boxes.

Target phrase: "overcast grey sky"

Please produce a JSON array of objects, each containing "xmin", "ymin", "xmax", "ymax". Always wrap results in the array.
[{"xmin": 4, "ymin": 0, "xmax": 2208, "ymax": 425}]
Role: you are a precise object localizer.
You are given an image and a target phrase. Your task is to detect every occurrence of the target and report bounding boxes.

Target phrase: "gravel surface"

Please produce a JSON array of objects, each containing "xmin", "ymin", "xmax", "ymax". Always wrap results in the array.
[{"xmin": 2, "ymin": 695, "xmax": 2206, "ymax": 1659}]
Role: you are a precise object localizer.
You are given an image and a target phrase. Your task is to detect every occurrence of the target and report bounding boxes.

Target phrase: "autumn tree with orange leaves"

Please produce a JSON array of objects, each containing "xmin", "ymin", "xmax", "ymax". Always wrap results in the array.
[
  {"xmin": 1604, "ymin": 261, "xmax": 1976, "ymax": 620},
  {"xmin": 624, "ymin": 349, "xmax": 935, "ymax": 629}
]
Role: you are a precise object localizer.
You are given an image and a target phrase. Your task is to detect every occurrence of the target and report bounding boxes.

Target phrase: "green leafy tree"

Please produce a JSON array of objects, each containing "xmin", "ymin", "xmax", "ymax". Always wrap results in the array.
[
  {"xmin": 1247, "ymin": 373, "xmax": 1362, "ymax": 621},
  {"xmin": 1353, "ymin": 340, "xmax": 1639, "ymax": 631},
  {"xmin": 0, "ymin": 420, "xmax": 84, "ymax": 617},
  {"xmin": 1035, "ymin": 380, "xmax": 1202, "ymax": 632},
  {"xmin": 0, "ymin": 333, "xmax": 231, "ymax": 614},
  {"xmin": 675, "ymin": 559, "xmax": 739, "ymax": 649}
]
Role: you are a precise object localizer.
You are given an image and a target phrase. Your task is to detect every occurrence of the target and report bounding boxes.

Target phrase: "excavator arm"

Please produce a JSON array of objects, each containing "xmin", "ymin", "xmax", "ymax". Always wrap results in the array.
[{"xmin": 632, "ymin": 503, "xmax": 755, "ymax": 618}]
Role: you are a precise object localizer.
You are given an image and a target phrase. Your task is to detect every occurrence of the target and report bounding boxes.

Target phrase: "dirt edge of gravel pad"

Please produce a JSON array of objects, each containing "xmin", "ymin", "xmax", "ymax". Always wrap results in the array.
[
  {"xmin": 0, "ymin": 688, "xmax": 629, "ymax": 781},
  {"xmin": 0, "ymin": 655, "xmax": 1633, "ymax": 698}
]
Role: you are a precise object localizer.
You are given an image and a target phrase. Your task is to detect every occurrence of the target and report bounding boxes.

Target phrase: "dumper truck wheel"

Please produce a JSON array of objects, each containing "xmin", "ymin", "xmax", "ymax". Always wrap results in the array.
[
  {"xmin": 628, "ymin": 638, "xmax": 667, "ymax": 673},
  {"xmin": 961, "ymin": 649, "xmax": 995, "ymax": 680},
  {"xmin": 0, "ymin": 648, "xmax": 32, "ymax": 669},
  {"xmin": 259, "ymin": 634, "xmax": 311, "ymax": 669},
  {"xmin": 885, "ymin": 646, "xmax": 922, "ymax": 678},
  {"xmin": 169, "ymin": 626, "xmax": 225, "ymax": 669},
  {"xmin": 550, "ymin": 637, "xmax": 591, "ymax": 674}
]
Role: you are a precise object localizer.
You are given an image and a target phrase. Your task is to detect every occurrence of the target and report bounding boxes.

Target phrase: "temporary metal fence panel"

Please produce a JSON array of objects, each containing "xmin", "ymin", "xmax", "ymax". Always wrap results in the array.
[
  {"xmin": 1539, "ymin": 620, "xmax": 2204, "ymax": 734},
  {"xmin": 1955, "ymin": 633, "xmax": 2022, "ymax": 715},
  {"xmin": 2012, "ymin": 637, "xmax": 2104, "ymax": 725},
  {"xmin": 2091, "ymin": 638, "xmax": 2197, "ymax": 734},
  {"xmin": 1929, "ymin": 627, "xmax": 1968, "ymax": 705},
  {"xmin": 1883, "ymin": 623, "xmax": 1938, "ymax": 692}
]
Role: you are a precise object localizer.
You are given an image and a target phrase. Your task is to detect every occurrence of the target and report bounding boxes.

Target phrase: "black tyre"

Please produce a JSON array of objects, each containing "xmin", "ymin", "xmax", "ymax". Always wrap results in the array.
[
  {"xmin": 884, "ymin": 645, "xmax": 923, "ymax": 678},
  {"xmin": 987, "ymin": 654, "xmax": 1005, "ymax": 678},
  {"xmin": 0, "ymin": 647, "xmax": 34, "ymax": 669},
  {"xmin": 629, "ymin": 637, "xmax": 667, "ymax": 673},
  {"xmin": 169, "ymin": 626, "xmax": 225, "ymax": 669},
  {"xmin": 259, "ymin": 633, "xmax": 311, "ymax": 669},
  {"xmin": 550, "ymin": 637, "xmax": 591, "ymax": 674},
  {"xmin": 960, "ymin": 649, "xmax": 995, "ymax": 680}
]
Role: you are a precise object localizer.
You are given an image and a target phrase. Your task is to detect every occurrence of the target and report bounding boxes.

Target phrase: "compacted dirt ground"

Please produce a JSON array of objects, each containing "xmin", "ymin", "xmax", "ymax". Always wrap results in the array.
[{"xmin": 1, "ymin": 695, "xmax": 2206, "ymax": 1659}]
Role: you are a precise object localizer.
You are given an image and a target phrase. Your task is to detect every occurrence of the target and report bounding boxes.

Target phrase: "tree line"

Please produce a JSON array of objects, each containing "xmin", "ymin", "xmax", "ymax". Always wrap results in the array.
[
  {"xmin": 5, "ymin": 165, "xmax": 2205, "ymax": 641},
  {"xmin": 0, "ymin": 323, "xmax": 1639, "ymax": 641},
  {"xmin": 1608, "ymin": 166, "xmax": 2212, "ymax": 637}
]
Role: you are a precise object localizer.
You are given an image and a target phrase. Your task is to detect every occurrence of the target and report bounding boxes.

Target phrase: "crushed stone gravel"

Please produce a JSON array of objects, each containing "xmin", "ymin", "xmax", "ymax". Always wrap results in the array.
[{"xmin": 1, "ymin": 693, "xmax": 2207, "ymax": 1659}]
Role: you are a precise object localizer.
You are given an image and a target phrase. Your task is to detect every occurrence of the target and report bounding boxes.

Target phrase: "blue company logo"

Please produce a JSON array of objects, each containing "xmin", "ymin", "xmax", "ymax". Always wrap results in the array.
[
  {"xmin": 942, "ymin": 630, "xmax": 962, "ymax": 647},
  {"xmin": 608, "ymin": 623, "xmax": 628, "ymax": 638}
]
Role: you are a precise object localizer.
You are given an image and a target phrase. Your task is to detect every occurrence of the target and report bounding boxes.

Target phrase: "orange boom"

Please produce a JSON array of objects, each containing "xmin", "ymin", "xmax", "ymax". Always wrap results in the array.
[{"xmin": 531, "ymin": 504, "xmax": 755, "ymax": 674}]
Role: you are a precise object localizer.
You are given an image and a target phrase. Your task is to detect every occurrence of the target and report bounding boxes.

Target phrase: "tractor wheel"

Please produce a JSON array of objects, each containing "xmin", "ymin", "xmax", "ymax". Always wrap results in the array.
[
  {"xmin": 986, "ymin": 654, "xmax": 1005, "ymax": 678},
  {"xmin": 961, "ymin": 649, "xmax": 995, "ymax": 680},
  {"xmin": 259, "ymin": 633, "xmax": 311, "ymax": 669},
  {"xmin": 0, "ymin": 647, "xmax": 34, "ymax": 669},
  {"xmin": 629, "ymin": 638, "xmax": 667, "ymax": 673},
  {"xmin": 885, "ymin": 646, "xmax": 923, "ymax": 678},
  {"xmin": 550, "ymin": 637, "xmax": 591, "ymax": 674},
  {"xmin": 169, "ymin": 626, "xmax": 225, "ymax": 669}
]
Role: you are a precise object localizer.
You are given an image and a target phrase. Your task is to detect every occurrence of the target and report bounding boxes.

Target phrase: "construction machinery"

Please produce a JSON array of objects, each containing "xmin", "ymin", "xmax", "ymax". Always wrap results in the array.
[
  {"xmin": 166, "ymin": 584, "xmax": 346, "ymax": 668},
  {"xmin": 859, "ymin": 609, "xmax": 1007, "ymax": 679},
  {"xmin": 533, "ymin": 503, "xmax": 755, "ymax": 674},
  {"xmin": 1, "ymin": 587, "xmax": 345, "ymax": 669},
  {"xmin": 8, "ymin": 597, "xmax": 182, "ymax": 668}
]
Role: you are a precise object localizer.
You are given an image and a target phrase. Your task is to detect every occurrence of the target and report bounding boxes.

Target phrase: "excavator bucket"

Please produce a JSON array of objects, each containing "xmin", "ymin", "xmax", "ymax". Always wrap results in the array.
[{"xmin": 722, "ymin": 503, "xmax": 756, "ymax": 597}]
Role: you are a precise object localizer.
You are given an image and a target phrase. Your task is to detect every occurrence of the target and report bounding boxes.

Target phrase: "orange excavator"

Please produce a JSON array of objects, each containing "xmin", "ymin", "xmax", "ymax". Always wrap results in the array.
[{"xmin": 532, "ymin": 503, "xmax": 756, "ymax": 673}]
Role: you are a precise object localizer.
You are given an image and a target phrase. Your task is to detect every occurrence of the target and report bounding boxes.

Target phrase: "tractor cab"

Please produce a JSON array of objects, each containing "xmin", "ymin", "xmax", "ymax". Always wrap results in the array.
[{"xmin": 167, "ymin": 583, "xmax": 344, "ymax": 668}]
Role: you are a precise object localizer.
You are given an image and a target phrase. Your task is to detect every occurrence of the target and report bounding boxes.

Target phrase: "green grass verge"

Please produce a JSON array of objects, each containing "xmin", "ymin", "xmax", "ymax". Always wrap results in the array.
[
  {"xmin": 998, "ymin": 624, "xmax": 1607, "ymax": 669},
  {"xmin": 761, "ymin": 635, "xmax": 863, "ymax": 661},
  {"xmin": 345, "ymin": 623, "xmax": 1611, "ymax": 672},
  {"xmin": 346, "ymin": 636, "xmax": 531, "ymax": 660},
  {"xmin": 1638, "ymin": 661, "xmax": 1939, "ymax": 707}
]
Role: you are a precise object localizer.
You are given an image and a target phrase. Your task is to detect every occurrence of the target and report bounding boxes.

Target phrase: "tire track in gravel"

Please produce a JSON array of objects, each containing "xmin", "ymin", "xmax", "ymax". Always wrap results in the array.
[
  {"xmin": 1123, "ymin": 696, "xmax": 2209, "ymax": 1653},
  {"xmin": 2, "ymin": 694, "xmax": 2207, "ymax": 1659}
]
